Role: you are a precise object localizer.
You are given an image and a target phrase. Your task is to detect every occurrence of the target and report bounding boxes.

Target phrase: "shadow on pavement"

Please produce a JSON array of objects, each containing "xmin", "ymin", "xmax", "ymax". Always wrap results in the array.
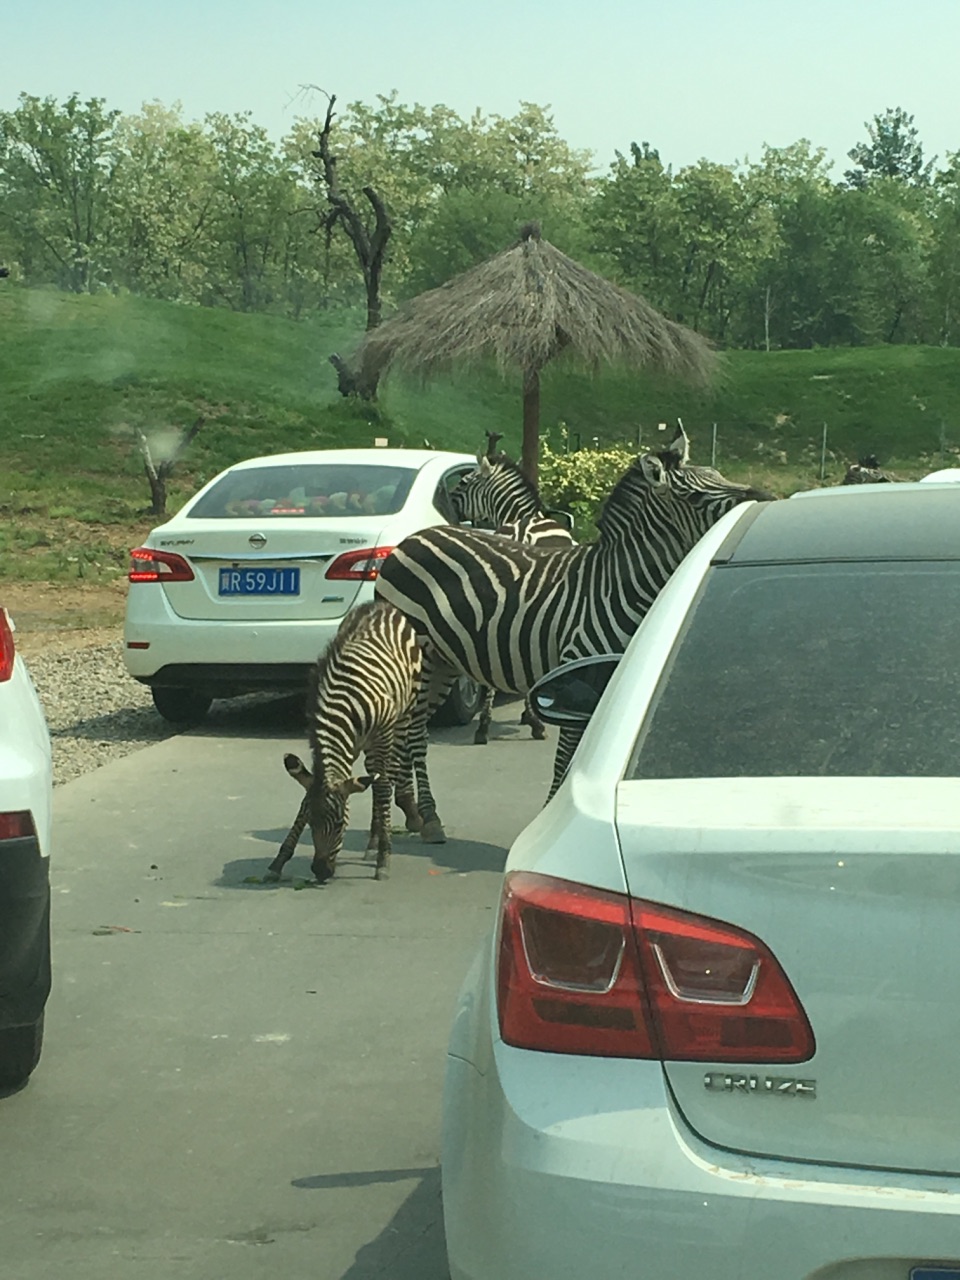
[{"xmin": 292, "ymin": 1165, "xmax": 448, "ymax": 1280}]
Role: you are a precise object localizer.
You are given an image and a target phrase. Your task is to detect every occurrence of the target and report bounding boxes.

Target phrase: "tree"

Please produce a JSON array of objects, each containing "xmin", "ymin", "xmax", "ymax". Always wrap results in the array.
[
  {"xmin": 845, "ymin": 107, "xmax": 936, "ymax": 188},
  {"xmin": 0, "ymin": 93, "xmax": 121, "ymax": 291}
]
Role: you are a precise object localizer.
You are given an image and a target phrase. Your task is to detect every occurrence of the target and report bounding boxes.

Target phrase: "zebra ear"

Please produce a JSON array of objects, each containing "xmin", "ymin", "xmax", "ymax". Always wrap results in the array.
[
  {"xmin": 341, "ymin": 774, "xmax": 377, "ymax": 796},
  {"xmin": 479, "ymin": 456, "xmax": 493, "ymax": 477},
  {"xmin": 664, "ymin": 420, "xmax": 690, "ymax": 466},
  {"xmin": 284, "ymin": 753, "xmax": 313, "ymax": 790}
]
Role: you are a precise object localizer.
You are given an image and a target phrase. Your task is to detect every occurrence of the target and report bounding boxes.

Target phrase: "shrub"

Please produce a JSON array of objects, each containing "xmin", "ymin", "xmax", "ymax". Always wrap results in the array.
[{"xmin": 538, "ymin": 432, "xmax": 637, "ymax": 537}]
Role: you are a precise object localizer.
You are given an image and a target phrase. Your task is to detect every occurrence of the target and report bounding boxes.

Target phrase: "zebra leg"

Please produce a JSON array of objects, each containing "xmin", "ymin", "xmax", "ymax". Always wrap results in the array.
[
  {"xmin": 265, "ymin": 753, "xmax": 312, "ymax": 881},
  {"xmin": 371, "ymin": 758, "xmax": 393, "ymax": 881},
  {"xmin": 520, "ymin": 698, "xmax": 548, "ymax": 741},
  {"xmin": 410, "ymin": 655, "xmax": 455, "ymax": 844},
  {"xmin": 391, "ymin": 712, "xmax": 424, "ymax": 832},
  {"xmin": 473, "ymin": 686, "xmax": 495, "ymax": 745},
  {"xmin": 546, "ymin": 726, "xmax": 586, "ymax": 802}
]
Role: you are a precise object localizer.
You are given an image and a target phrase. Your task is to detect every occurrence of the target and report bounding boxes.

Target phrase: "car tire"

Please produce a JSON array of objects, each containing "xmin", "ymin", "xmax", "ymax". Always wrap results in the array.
[
  {"xmin": 151, "ymin": 687, "xmax": 213, "ymax": 726},
  {"xmin": 431, "ymin": 676, "xmax": 483, "ymax": 727},
  {"xmin": 0, "ymin": 1014, "xmax": 44, "ymax": 1091}
]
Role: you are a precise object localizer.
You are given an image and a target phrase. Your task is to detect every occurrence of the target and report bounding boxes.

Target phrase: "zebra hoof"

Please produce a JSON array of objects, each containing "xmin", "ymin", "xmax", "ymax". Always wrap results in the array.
[
  {"xmin": 405, "ymin": 814, "xmax": 424, "ymax": 834},
  {"xmin": 263, "ymin": 868, "xmax": 281, "ymax": 883},
  {"xmin": 420, "ymin": 819, "xmax": 447, "ymax": 845},
  {"xmin": 473, "ymin": 729, "xmax": 489, "ymax": 746},
  {"xmin": 374, "ymin": 864, "xmax": 390, "ymax": 881},
  {"xmin": 531, "ymin": 725, "xmax": 548, "ymax": 741}
]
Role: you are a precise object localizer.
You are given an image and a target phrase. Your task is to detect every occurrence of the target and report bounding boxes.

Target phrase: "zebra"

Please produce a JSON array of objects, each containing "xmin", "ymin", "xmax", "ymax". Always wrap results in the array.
[
  {"xmin": 841, "ymin": 455, "xmax": 893, "ymax": 485},
  {"xmin": 265, "ymin": 601, "xmax": 429, "ymax": 885},
  {"xmin": 450, "ymin": 450, "xmax": 576, "ymax": 744},
  {"xmin": 376, "ymin": 425, "xmax": 772, "ymax": 840}
]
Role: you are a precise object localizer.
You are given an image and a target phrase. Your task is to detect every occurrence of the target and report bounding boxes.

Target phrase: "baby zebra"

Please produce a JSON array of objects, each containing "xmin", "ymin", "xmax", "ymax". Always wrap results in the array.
[{"xmin": 266, "ymin": 602, "xmax": 423, "ymax": 884}]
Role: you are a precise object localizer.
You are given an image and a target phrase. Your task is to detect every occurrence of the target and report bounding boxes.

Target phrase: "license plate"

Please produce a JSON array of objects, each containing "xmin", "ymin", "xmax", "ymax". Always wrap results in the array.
[
  {"xmin": 911, "ymin": 1270, "xmax": 960, "ymax": 1279},
  {"xmin": 218, "ymin": 567, "xmax": 300, "ymax": 596}
]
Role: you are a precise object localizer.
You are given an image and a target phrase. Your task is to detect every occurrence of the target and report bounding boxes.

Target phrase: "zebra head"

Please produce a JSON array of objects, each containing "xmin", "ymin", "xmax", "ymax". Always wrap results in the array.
[
  {"xmin": 655, "ymin": 422, "xmax": 774, "ymax": 522},
  {"xmin": 450, "ymin": 454, "xmax": 541, "ymax": 527},
  {"xmin": 306, "ymin": 764, "xmax": 376, "ymax": 883}
]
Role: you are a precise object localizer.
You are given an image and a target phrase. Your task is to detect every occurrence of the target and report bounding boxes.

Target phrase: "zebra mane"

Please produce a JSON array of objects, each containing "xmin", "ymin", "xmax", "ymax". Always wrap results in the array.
[
  {"xmin": 307, "ymin": 601, "xmax": 380, "ymax": 779},
  {"xmin": 485, "ymin": 452, "xmax": 543, "ymax": 504},
  {"xmin": 596, "ymin": 454, "xmax": 665, "ymax": 537}
]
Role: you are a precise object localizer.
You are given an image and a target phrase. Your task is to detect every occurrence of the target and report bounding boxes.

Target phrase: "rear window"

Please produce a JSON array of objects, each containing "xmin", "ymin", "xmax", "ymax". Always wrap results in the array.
[
  {"xmin": 187, "ymin": 464, "xmax": 417, "ymax": 519},
  {"xmin": 629, "ymin": 562, "xmax": 960, "ymax": 779}
]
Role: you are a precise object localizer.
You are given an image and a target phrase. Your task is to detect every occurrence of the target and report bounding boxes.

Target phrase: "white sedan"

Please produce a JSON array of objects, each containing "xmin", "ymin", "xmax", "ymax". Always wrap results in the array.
[
  {"xmin": 124, "ymin": 447, "xmax": 481, "ymax": 724},
  {"xmin": 442, "ymin": 481, "xmax": 960, "ymax": 1280},
  {"xmin": 0, "ymin": 605, "xmax": 52, "ymax": 1092}
]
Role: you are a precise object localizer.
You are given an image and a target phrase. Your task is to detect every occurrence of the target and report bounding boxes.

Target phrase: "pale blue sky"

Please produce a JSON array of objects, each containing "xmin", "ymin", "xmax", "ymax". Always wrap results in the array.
[{"xmin": 6, "ymin": 0, "xmax": 959, "ymax": 174}]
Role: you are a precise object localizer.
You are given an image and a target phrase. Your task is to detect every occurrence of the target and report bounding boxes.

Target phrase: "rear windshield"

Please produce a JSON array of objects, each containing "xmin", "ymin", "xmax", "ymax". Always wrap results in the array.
[
  {"xmin": 187, "ymin": 464, "xmax": 417, "ymax": 519},
  {"xmin": 629, "ymin": 562, "xmax": 960, "ymax": 779}
]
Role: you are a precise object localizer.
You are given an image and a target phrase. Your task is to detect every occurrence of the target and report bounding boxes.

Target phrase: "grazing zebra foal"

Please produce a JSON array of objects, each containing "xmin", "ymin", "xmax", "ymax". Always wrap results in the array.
[
  {"xmin": 376, "ymin": 425, "xmax": 772, "ymax": 837},
  {"xmin": 266, "ymin": 602, "xmax": 424, "ymax": 885},
  {"xmin": 450, "ymin": 452, "xmax": 576, "ymax": 744}
]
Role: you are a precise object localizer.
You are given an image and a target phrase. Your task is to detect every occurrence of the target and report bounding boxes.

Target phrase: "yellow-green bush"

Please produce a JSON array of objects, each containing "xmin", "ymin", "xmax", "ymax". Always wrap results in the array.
[{"xmin": 539, "ymin": 433, "xmax": 637, "ymax": 537}]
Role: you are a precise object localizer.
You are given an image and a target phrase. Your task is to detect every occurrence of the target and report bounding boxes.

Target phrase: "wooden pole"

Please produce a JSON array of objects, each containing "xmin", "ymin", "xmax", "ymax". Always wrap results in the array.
[{"xmin": 522, "ymin": 368, "xmax": 540, "ymax": 486}]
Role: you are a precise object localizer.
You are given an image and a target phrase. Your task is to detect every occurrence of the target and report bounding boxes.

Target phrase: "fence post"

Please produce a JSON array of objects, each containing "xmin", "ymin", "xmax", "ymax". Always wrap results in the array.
[
  {"xmin": 637, "ymin": 423, "xmax": 642, "ymax": 450},
  {"xmin": 711, "ymin": 422, "xmax": 718, "ymax": 467},
  {"xmin": 941, "ymin": 420, "xmax": 946, "ymax": 462},
  {"xmin": 819, "ymin": 422, "xmax": 828, "ymax": 482}
]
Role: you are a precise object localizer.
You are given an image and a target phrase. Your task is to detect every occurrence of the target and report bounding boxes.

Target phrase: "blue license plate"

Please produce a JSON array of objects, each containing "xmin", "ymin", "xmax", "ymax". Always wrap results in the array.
[
  {"xmin": 911, "ymin": 1270, "xmax": 960, "ymax": 1279},
  {"xmin": 218, "ymin": 567, "xmax": 300, "ymax": 596}
]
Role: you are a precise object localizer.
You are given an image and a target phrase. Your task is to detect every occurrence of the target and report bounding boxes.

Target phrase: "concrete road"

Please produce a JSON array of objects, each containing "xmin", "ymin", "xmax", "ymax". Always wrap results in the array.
[{"xmin": 0, "ymin": 699, "xmax": 554, "ymax": 1280}]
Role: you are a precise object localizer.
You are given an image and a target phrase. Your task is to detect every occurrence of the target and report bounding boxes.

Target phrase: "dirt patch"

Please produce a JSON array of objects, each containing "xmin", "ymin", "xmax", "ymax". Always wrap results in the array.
[{"xmin": 0, "ymin": 581, "xmax": 126, "ymax": 656}]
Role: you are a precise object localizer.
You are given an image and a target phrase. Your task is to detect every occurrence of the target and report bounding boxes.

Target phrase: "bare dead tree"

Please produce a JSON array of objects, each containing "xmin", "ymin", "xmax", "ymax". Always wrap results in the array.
[
  {"xmin": 133, "ymin": 417, "xmax": 204, "ymax": 517},
  {"xmin": 309, "ymin": 90, "xmax": 392, "ymax": 399}
]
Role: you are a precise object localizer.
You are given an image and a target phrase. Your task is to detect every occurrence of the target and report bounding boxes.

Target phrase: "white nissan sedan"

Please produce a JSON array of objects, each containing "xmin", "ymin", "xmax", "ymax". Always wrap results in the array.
[
  {"xmin": 442, "ymin": 483, "xmax": 960, "ymax": 1280},
  {"xmin": 124, "ymin": 447, "xmax": 480, "ymax": 724}
]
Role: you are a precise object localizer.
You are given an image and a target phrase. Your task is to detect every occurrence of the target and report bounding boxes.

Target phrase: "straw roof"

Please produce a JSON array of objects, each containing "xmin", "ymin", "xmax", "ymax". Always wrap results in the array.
[{"xmin": 352, "ymin": 223, "xmax": 715, "ymax": 385}]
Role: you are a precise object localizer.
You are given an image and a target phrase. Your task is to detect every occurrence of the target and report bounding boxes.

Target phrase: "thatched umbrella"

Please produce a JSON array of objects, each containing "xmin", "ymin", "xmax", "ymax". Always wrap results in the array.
[{"xmin": 350, "ymin": 223, "xmax": 715, "ymax": 485}]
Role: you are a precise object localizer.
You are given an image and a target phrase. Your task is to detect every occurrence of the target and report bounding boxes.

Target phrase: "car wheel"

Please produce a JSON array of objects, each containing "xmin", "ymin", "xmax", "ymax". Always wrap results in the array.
[
  {"xmin": 151, "ymin": 687, "xmax": 213, "ymax": 726},
  {"xmin": 431, "ymin": 676, "xmax": 483, "ymax": 727},
  {"xmin": 0, "ymin": 1014, "xmax": 44, "ymax": 1091}
]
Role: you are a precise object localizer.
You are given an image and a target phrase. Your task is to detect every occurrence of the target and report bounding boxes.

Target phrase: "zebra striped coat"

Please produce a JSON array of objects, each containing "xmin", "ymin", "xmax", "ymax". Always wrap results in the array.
[
  {"xmin": 450, "ymin": 452, "xmax": 576, "ymax": 742},
  {"xmin": 376, "ymin": 428, "xmax": 772, "ymax": 829},
  {"xmin": 267, "ymin": 601, "xmax": 425, "ymax": 883}
]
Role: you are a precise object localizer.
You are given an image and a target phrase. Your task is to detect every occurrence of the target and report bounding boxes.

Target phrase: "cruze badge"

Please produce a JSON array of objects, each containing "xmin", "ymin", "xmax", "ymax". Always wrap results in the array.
[
  {"xmin": 704, "ymin": 1073, "xmax": 817, "ymax": 1099},
  {"xmin": 248, "ymin": 533, "xmax": 267, "ymax": 549}
]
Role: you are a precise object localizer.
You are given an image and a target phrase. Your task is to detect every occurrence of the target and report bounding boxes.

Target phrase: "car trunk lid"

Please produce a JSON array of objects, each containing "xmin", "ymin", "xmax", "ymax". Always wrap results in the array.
[
  {"xmin": 616, "ymin": 775, "xmax": 960, "ymax": 1174},
  {"xmin": 149, "ymin": 521, "xmax": 384, "ymax": 621}
]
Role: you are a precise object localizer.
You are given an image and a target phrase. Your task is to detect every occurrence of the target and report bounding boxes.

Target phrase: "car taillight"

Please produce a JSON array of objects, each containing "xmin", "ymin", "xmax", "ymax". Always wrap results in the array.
[
  {"xmin": 0, "ymin": 811, "xmax": 36, "ymax": 841},
  {"xmin": 497, "ymin": 872, "xmax": 814, "ymax": 1063},
  {"xmin": 0, "ymin": 607, "xmax": 15, "ymax": 682},
  {"xmin": 128, "ymin": 547, "xmax": 195, "ymax": 583},
  {"xmin": 325, "ymin": 546, "xmax": 395, "ymax": 581}
]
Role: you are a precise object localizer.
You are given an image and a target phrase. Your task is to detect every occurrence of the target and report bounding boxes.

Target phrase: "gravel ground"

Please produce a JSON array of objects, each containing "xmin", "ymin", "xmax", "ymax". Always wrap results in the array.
[
  {"xmin": 25, "ymin": 642, "xmax": 180, "ymax": 786},
  {"xmin": 23, "ymin": 640, "xmax": 306, "ymax": 787}
]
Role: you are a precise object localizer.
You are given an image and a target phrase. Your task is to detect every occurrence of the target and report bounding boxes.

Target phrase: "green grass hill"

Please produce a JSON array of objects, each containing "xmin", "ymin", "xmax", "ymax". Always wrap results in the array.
[{"xmin": 2, "ymin": 284, "xmax": 960, "ymax": 585}]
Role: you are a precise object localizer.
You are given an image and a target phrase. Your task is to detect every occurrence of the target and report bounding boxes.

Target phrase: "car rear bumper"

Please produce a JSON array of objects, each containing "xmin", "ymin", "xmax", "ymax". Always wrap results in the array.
[
  {"xmin": 123, "ymin": 589, "xmax": 358, "ymax": 682},
  {"xmin": 0, "ymin": 837, "xmax": 51, "ymax": 1030},
  {"xmin": 442, "ymin": 954, "xmax": 960, "ymax": 1280}
]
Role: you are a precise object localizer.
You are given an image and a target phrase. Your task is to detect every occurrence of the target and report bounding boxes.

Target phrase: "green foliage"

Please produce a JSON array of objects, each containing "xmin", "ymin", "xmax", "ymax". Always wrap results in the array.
[
  {"xmin": 845, "ymin": 107, "xmax": 935, "ymax": 189},
  {"xmin": 538, "ymin": 432, "xmax": 637, "ymax": 537}
]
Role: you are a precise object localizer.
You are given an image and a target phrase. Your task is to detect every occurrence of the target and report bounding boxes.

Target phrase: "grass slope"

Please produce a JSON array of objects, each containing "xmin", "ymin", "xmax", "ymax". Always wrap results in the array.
[{"xmin": 2, "ymin": 285, "xmax": 959, "ymax": 586}]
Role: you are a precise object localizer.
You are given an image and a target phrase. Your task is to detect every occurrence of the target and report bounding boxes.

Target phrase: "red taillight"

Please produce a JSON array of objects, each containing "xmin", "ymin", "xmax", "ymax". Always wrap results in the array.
[
  {"xmin": 128, "ymin": 547, "xmax": 195, "ymax": 583},
  {"xmin": 325, "ymin": 546, "xmax": 394, "ymax": 581},
  {"xmin": 0, "ymin": 811, "xmax": 36, "ymax": 841},
  {"xmin": 497, "ymin": 872, "xmax": 814, "ymax": 1063},
  {"xmin": 0, "ymin": 607, "xmax": 15, "ymax": 682}
]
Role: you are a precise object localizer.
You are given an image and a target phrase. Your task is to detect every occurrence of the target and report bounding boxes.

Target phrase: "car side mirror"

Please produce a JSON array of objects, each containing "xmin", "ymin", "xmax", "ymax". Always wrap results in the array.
[{"xmin": 528, "ymin": 654, "xmax": 621, "ymax": 726}]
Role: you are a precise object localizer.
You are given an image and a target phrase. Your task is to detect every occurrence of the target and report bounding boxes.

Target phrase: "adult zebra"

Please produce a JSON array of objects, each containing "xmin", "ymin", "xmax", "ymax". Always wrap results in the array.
[
  {"xmin": 376, "ymin": 426, "xmax": 772, "ymax": 839},
  {"xmin": 450, "ymin": 450, "xmax": 576, "ymax": 744}
]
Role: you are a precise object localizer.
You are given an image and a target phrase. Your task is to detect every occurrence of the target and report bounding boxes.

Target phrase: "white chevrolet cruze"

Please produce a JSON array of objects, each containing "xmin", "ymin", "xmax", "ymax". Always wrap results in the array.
[
  {"xmin": 124, "ymin": 447, "xmax": 480, "ymax": 724},
  {"xmin": 442, "ymin": 482, "xmax": 960, "ymax": 1280},
  {"xmin": 0, "ymin": 606, "xmax": 52, "ymax": 1092}
]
